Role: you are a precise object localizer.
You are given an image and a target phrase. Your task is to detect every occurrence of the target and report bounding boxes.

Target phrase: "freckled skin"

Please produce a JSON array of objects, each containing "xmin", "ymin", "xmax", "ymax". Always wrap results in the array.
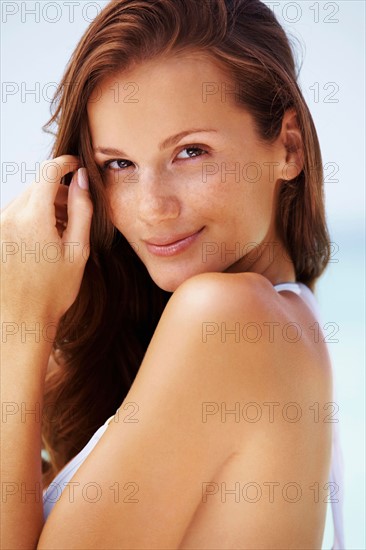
[{"xmin": 87, "ymin": 52, "xmax": 299, "ymax": 292}]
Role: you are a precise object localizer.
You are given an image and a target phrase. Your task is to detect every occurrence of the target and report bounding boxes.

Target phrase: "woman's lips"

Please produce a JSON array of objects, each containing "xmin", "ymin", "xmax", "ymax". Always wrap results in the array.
[{"xmin": 143, "ymin": 227, "xmax": 205, "ymax": 257}]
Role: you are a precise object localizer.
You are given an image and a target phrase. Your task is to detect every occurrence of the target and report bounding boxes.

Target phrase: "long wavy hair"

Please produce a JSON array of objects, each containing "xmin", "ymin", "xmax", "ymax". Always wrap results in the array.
[{"xmin": 41, "ymin": 0, "xmax": 331, "ymax": 488}]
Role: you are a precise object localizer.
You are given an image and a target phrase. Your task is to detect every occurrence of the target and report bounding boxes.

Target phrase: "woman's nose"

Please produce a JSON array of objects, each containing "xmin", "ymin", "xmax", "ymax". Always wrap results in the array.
[{"xmin": 136, "ymin": 173, "xmax": 181, "ymax": 224}]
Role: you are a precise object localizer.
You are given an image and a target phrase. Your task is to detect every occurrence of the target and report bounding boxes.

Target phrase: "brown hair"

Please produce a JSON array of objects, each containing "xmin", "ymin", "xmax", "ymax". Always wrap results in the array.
[{"xmin": 41, "ymin": 0, "xmax": 331, "ymax": 487}]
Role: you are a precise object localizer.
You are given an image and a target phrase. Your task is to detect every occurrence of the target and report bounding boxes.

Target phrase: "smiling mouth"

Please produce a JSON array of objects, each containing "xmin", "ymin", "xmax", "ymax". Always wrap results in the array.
[
  {"xmin": 144, "ymin": 227, "xmax": 205, "ymax": 247},
  {"xmin": 143, "ymin": 227, "xmax": 205, "ymax": 256}
]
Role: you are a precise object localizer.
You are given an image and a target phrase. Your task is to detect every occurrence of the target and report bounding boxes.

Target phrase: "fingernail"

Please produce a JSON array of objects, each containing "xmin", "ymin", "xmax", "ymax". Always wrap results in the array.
[{"xmin": 77, "ymin": 167, "xmax": 89, "ymax": 190}]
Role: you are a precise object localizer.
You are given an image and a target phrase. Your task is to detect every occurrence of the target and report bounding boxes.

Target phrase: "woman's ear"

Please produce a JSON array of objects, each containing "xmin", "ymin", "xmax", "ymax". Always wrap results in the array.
[{"xmin": 279, "ymin": 107, "xmax": 305, "ymax": 181}]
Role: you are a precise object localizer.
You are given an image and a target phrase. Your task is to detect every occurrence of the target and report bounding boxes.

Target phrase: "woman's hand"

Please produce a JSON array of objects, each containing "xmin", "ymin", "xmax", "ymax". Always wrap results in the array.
[{"xmin": 0, "ymin": 155, "xmax": 93, "ymax": 324}]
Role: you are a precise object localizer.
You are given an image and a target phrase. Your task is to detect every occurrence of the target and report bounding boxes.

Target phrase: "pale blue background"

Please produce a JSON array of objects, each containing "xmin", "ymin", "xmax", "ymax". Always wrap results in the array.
[{"xmin": 1, "ymin": 1, "xmax": 365, "ymax": 548}]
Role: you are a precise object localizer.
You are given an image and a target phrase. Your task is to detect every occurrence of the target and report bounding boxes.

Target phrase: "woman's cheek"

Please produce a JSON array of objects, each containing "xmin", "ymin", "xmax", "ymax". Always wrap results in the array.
[{"xmin": 105, "ymin": 185, "xmax": 134, "ymax": 232}]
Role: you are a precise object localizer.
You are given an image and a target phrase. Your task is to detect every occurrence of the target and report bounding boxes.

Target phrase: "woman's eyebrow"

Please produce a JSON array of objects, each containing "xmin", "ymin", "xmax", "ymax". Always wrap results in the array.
[
  {"xmin": 159, "ymin": 128, "xmax": 217, "ymax": 150},
  {"xmin": 93, "ymin": 128, "xmax": 218, "ymax": 157}
]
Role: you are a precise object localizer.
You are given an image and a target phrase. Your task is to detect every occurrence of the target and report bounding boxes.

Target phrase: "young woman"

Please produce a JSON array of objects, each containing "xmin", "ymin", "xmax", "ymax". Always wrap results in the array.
[{"xmin": 1, "ymin": 0, "xmax": 344, "ymax": 548}]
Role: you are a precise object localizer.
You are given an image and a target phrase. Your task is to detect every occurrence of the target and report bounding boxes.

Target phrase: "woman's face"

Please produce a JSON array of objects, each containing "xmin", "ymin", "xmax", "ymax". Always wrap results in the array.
[{"xmin": 87, "ymin": 52, "xmax": 296, "ymax": 292}]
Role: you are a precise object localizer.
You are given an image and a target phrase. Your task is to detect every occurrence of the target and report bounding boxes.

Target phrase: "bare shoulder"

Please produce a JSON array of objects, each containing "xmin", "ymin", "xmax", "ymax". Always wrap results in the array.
[
  {"xmin": 162, "ymin": 271, "xmax": 280, "ymax": 339},
  {"xmin": 171, "ymin": 270, "xmax": 274, "ymax": 312},
  {"xmin": 157, "ymin": 271, "xmax": 333, "ymax": 547},
  {"xmin": 163, "ymin": 270, "xmax": 333, "ymax": 410},
  {"xmin": 38, "ymin": 272, "xmax": 334, "ymax": 548}
]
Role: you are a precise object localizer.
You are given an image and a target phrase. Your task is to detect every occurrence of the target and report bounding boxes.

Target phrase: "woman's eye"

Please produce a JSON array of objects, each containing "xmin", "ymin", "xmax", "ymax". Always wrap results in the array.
[
  {"xmin": 100, "ymin": 144, "xmax": 208, "ymax": 173},
  {"xmin": 176, "ymin": 145, "xmax": 208, "ymax": 160},
  {"xmin": 103, "ymin": 159, "xmax": 133, "ymax": 171}
]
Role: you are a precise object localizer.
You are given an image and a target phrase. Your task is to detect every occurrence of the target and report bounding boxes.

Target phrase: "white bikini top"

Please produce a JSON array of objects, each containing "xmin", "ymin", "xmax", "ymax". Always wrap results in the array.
[{"xmin": 42, "ymin": 281, "xmax": 345, "ymax": 549}]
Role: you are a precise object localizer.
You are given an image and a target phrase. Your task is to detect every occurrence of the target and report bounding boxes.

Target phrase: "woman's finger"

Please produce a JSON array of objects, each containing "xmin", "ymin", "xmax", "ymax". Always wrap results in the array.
[
  {"xmin": 62, "ymin": 168, "xmax": 93, "ymax": 255},
  {"xmin": 27, "ymin": 155, "xmax": 80, "ymax": 210}
]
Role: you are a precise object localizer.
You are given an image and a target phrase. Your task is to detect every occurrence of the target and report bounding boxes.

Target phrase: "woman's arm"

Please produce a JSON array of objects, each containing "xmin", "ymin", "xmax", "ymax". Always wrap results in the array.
[
  {"xmin": 0, "ymin": 156, "xmax": 93, "ymax": 549},
  {"xmin": 1, "ymin": 314, "xmax": 53, "ymax": 548},
  {"xmin": 36, "ymin": 272, "xmax": 332, "ymax": 549}
]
